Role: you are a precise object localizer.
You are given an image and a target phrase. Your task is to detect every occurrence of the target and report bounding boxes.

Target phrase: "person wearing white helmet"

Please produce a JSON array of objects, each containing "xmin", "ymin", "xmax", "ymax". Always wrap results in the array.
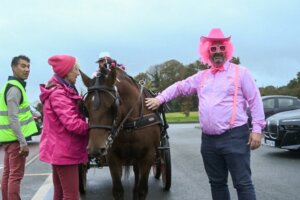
[
  {"xmin": 92, "ymin": 52, "xmax": 117, "ymax": 78},
  {"xmin": 91, "ymin": 52, "xmax": 126, "ymax": 78}
]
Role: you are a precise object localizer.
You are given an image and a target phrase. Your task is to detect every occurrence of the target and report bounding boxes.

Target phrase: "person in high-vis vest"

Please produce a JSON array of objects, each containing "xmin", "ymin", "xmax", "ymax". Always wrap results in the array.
[
  {"xmin": 0, "ymin": 55, "xmax": 38, "ymax": 200},
  {"xmin": 145, "ymin": 28, "xmax": 266, "ymax": 200}
]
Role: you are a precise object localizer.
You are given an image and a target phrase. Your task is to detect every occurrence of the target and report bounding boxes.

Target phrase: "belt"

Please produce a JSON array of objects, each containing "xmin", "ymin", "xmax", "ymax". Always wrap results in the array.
[{"xmin": 203, "ymin": 123, "xmax": 249, "ymax": 137}]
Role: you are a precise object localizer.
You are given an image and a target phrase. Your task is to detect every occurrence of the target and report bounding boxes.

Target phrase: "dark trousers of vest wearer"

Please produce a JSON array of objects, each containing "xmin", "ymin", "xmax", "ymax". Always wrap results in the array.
[
  {"xmin": 201, "ymin": 124, "xmax": 256, "ymax": 200},
  {"xmin": 52, "ymin": 164, "xmax": 80, "ymax": 200},
  {"xmin": 1, "ymin": 142, "xmax": 25, "ymax": 200}
]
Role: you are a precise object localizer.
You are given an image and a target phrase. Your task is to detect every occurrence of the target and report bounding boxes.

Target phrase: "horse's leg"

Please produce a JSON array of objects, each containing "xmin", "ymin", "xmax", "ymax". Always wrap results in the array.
[
  {"xmin": 136, "ymin": 153, "xmax": 155, "ymax": 200},
  {"xmin": 137, "ymin": 162, "xmax": 152, "ymax": 200},
  {"xmin": 108, "ymin": 155, "xmax": 124, "ymax": 200},
  {"xmin": 133, "ymin": 164, "xmax": 139, "ymax": 200}
]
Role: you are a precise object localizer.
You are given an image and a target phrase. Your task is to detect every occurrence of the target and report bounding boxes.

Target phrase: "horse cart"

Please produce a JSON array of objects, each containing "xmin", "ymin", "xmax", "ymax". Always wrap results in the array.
[{"xmin": 78, "ymin": 65, "xmax": 172, "ymax": 199}]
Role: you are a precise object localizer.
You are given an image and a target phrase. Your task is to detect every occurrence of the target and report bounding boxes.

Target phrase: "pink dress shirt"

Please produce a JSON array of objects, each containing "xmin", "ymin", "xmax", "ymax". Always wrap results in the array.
[{"xmin": 156, "ymin": 62, "xmax": 266, "ymax": 135}]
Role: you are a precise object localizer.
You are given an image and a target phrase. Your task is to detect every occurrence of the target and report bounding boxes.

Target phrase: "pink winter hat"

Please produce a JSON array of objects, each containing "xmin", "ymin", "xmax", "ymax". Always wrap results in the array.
[{"xmin": 48, "ymin": 55, "xmax": 76, "ymax": 77}]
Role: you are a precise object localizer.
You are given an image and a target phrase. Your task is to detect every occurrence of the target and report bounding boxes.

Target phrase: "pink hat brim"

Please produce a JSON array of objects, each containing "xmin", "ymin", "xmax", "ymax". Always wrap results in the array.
[{"xmin": 200, "ymin": 36, "xmax": 231, "ymax": 43}]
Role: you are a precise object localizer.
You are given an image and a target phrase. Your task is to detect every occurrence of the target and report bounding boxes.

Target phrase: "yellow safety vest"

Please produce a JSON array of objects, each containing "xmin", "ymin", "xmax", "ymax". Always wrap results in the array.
[{"xmin": 0, "ymin": 80, "xmax": 38, "ymax": 142}]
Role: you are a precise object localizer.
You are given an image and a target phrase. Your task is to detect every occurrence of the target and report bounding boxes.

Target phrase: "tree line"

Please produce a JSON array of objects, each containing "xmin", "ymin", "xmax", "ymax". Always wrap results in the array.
[{"xmin": 134, "ymin": 57, "xmax": 300, "ymax": 116}]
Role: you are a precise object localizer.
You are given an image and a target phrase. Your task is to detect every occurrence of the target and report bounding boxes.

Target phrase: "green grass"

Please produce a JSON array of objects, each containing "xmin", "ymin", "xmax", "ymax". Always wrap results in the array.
[{"xmin": 165, "ymin": 111, "xmax": 199, "ymax": 123}]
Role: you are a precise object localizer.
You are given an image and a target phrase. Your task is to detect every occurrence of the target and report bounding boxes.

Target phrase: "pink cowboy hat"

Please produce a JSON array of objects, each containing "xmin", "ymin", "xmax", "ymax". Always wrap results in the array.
[{"xmin": 200, "ymin": 28, "xmax": 231, "ymax": 42}]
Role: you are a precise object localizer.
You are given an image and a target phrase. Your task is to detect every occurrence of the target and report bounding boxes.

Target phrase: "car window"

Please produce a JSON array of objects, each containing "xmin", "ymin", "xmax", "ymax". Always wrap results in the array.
[
  {"xmin": 278, "ymin": 98, "xmax": 294, "ymax": 108},
  {"xmin": 263, "ymin": 99, "xmax": 275, "ymax": 109}
]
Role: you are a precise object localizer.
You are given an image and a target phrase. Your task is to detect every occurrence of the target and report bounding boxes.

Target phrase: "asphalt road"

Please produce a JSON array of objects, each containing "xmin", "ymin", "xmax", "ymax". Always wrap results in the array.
[{"xmin": 1, "ymin": 124, "xmax": 300, "ymax": 200}]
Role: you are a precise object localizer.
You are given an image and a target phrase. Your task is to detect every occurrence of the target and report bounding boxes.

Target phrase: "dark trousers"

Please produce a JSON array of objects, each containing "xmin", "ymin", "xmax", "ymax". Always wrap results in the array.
[
  {"xmin": 52, "ymin": 164, "xmax": 79, "ymax": 200},
  {"xmin": 201, "ymin": 124, "xmax": 256, "ymax": 200}
]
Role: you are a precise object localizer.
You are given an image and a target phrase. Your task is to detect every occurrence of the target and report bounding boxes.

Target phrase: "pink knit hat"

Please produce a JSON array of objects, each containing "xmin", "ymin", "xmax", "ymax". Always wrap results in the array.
[{"xmin": 48, "ymin": 55, "xmax": 76, "ymax": 77}]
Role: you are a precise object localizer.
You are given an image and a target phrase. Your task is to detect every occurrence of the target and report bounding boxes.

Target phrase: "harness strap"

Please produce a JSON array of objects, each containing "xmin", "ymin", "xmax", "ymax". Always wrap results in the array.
[
  {"xmin": 123, "ymin": 113, "xmax": 162, "ymax": 129},
  {"xmin": 110, "ymin": 85, "xmax": 144, "ymax": 142},
  {"xmin": 89, "ymin": 124, "xmax": 113, "ymax": 130}
]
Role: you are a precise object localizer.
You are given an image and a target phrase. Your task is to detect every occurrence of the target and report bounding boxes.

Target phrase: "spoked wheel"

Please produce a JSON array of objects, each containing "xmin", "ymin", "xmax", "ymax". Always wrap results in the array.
[
  {"xmin": 160, "ymin": 137, "xmax": 172, "ymax": 190},
  {"xmin": 152, "ymin": 153, "xmax": 161, "ymax": 179},
  {"xmin": 78, "ymin": 163, "xmax": 88, "ymax": 194}
]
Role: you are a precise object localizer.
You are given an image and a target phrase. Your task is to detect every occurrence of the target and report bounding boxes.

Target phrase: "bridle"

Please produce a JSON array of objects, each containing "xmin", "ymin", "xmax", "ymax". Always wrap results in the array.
[{"xmin": 82, "ymin": 73, "xmax": 143, "ymax": 147}]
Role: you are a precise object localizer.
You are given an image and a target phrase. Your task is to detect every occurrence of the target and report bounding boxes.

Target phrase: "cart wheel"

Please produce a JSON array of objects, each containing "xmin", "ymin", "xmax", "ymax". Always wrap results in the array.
[
  {"xmin": 161, "ymin": 138, "xmax": 171, "ymax": 191},
  {"xmin": 152, "ymin": 155, "xmax": 161, "ymax": 179},
  {"xmin": 79, "ymin": 163, "xmax": 88, "ymax": 194}
]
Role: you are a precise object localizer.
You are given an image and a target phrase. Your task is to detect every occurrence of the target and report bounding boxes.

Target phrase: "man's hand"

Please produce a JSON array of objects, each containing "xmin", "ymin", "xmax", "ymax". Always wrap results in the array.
[
  {"xmin": 248, "ymin": 132, "xmax": 263, "ymax": 150},
  {"xmin": 19, "ymin": 145, "xmax": 29, "ymax": 157},
  {"xmin": 145, "ymin": 98, "xmax": 161, "ymax": 110}
]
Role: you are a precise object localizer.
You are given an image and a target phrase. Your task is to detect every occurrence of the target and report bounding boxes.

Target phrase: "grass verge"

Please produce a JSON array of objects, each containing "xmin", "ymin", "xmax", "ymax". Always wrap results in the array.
[{"xmin": 165, "ymin": 111, "xmax": 198, "ymax": 123}]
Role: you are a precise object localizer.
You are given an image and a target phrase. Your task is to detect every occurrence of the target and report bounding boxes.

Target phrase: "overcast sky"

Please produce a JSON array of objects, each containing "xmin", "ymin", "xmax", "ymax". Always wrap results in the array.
[{"xmin": 1, "ymin": 0, "xmax": 299, "ymax": 103}]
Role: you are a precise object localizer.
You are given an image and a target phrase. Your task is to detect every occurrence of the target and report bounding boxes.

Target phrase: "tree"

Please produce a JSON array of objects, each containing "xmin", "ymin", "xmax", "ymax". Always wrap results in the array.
[
  {"xmin": 259, "ymin": 71, "xmax": 300, "ymax": 98},
  {"xmin": 230, "ymin": 57, "xmax": 241, "ymax": 64},
  {"xmin": 181, "ymin": 96, "xmax": 194, "ymax": 116}
]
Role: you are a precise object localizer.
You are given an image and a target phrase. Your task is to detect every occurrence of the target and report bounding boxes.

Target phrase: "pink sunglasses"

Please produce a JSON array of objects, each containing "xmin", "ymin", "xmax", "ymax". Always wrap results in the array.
[{"xmin": 210, "ymin": 45, "xmax": 226, "ymax": 53}]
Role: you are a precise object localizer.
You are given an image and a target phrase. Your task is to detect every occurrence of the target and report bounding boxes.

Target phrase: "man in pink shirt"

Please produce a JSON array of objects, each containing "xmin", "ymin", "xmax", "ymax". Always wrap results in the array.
[{"xmin": 146, "ymin": 28, "xmax": 265, "ymax": 200}]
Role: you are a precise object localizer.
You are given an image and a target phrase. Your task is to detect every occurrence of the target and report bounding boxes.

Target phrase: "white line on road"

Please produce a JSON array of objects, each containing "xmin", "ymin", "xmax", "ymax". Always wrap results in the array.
[
  {"xmin": 31, "ymin": 174, "xmax": 52, "ymax": 200},
  {"xmin": 26, "ymin": 153, "xmax": 39, "ymax": 167}
]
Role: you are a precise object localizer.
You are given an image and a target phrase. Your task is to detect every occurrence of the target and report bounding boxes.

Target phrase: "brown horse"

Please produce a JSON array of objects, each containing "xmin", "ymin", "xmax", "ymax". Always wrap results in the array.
[{"xmin": 80, "ymin": 66, "xmax": 161, "ymax": 200}]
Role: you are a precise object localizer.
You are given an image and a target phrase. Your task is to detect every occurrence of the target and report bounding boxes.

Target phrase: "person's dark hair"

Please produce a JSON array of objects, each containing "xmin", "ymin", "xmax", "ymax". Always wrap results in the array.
[{"xmin": 11, "ymin": 55, "xmax": 30, "ymax": 67}]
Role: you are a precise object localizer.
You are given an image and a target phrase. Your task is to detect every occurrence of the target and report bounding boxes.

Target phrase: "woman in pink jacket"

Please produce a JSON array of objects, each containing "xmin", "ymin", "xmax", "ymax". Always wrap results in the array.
[{"xmin": 39, "ymin": 55, "xmax": 88, "ymax": 200}]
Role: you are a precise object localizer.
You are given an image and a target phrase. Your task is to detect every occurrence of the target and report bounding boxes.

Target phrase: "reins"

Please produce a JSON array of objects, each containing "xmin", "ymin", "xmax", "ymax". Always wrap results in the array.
[
  {"xmin": 84, "ymin": 71, "xmax": 149, "ymax": 148},
  {"xmin": 107, "ymin": 85, "xmax": 144, "ymax": 146}
]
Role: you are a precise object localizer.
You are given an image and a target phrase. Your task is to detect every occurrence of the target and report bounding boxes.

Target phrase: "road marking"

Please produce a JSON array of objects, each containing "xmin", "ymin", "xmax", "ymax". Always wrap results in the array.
[
  {"xmin": 31, "ymin": 174, "xmax": 52, "ymax": 200},
  {"xmin": 26, "ymin": 153, "xmax": 39, "ymax": 167}
]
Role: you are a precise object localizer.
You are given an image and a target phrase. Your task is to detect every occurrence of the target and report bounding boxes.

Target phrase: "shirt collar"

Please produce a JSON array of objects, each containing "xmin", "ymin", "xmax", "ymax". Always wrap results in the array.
[
  {"xmin": 8, "ymin": 76, "xmax": 27, "ymax": 88},
  {"xmin": 54, "ymin": 74, "xmax": 78, "ymax": 93}
]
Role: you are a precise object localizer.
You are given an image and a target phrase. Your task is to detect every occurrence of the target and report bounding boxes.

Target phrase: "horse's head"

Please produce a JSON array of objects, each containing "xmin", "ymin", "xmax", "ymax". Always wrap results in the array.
[{"xmin": 81, "ymin": 67, "xmax": 120, "ymax": 157}]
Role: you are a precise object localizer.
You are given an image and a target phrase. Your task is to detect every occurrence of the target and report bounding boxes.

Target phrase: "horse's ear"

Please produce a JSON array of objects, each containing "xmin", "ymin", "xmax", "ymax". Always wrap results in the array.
[{"xmin": 80, "ymin": 69, "xmax": 92, "ymax": 87}]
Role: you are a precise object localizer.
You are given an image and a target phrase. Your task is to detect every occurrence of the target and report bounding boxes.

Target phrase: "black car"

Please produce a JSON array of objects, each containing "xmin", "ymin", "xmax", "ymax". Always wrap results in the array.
[
  {"xmin": 262, "ymin": 95, "xmax": 300, "ymax": 118},
  {"xmin": 248, "ymin": 95, "xmax": 300, "ymax": 127},
  {"xmin": 263, "ymin": 109, "xmax": 300, "ymax": 151}
]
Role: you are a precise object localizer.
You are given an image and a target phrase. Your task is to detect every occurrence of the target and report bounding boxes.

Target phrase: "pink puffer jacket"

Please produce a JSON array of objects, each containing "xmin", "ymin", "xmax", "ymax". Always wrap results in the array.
[{"xmin": 39, "ymin": 76, "xmax": 89, "ymax": 165}]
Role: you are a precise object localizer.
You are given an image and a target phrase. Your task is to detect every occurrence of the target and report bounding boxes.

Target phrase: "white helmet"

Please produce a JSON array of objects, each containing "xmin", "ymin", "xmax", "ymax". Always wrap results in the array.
[{"xmin": 98, "ymin": 51, "xmax": 111, "ymax": 59}]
